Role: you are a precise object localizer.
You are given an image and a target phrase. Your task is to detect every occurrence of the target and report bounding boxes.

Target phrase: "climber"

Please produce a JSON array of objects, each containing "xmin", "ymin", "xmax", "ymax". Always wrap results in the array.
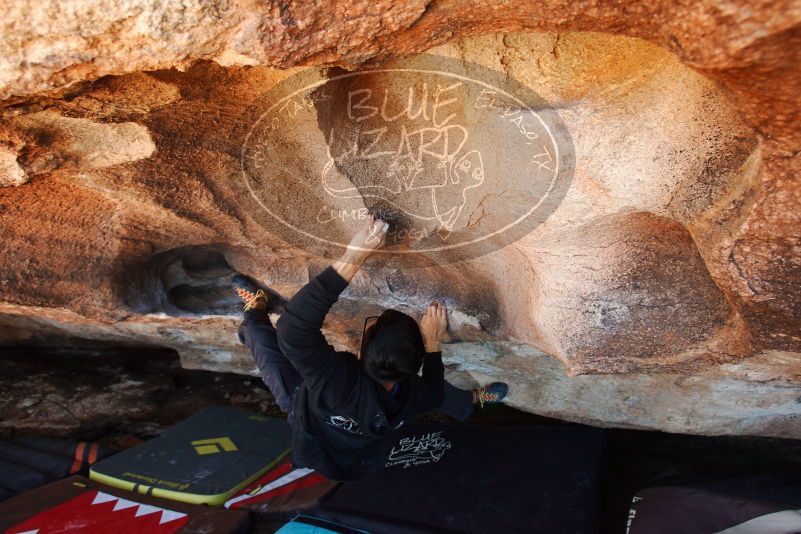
[{"xmin": 232, "ymin": 215, "xmax": 508, "ymax": 481}]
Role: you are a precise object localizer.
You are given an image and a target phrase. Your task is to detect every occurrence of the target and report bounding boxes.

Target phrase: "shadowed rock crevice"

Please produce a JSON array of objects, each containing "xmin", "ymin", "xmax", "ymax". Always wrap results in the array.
[
  {"xmin": 126, "ymin": 245, "xmax": 242, "ymax": 317},
  {"xmin": 163, "ymin": 247, "xmax": 239, "ymax": 316}
]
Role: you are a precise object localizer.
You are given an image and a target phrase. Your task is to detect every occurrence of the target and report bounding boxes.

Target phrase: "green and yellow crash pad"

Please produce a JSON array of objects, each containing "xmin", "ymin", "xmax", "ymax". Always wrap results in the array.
[{"xmin": 90, "ymin": 405, "xmax": 291, "ymax": 505}]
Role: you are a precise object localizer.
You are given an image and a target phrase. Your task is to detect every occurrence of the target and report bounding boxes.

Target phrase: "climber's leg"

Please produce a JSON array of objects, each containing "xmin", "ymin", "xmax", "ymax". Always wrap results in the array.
[
  {"xmin": 233, "ymin": 274, "xmax": 301, "ymax": 414},
  {"xmin": 432, "ymin": 382, "xmax": 475, "ymax": 421},
  {"xmin": 237, "ymin": 307, "xmax": 302, "ymax": 414},
  {"xmin": 432, "ymin": 381, "xmax": 510, "ymax": 421}
]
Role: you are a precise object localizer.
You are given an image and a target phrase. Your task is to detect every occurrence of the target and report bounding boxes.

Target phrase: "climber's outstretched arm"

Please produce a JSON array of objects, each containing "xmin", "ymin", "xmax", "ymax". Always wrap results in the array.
[
  {"xmin": 332, "ymin": 215, "xmax": 388, "ymax": 281},
  {"xmin": 276, "ymin": 216, "xmax": 387, "ymax": 392}
]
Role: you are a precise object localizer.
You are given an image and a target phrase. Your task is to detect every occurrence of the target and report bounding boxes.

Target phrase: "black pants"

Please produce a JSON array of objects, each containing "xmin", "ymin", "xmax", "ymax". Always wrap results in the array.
[{"xmin": 238, "ymin": 308, "xmax": 474, "ymax": 420}]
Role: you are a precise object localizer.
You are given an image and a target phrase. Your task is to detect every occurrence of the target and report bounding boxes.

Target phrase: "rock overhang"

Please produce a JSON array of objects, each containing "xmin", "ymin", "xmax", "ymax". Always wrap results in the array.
[{"xmin": 0, "ymin": 1, "xmax": 799, "ymax": 438}]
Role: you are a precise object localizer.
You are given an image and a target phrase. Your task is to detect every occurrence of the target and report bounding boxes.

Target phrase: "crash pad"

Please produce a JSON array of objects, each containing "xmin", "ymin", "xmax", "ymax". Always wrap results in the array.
[
  {"xmin": 275, "ymin": 515, "xmax": 369, "ymax": 534},
  {"xmin": 627, "ymin": 475, "xmax": 801, "ymax": 533},
  {"xmin": 321, "ymin": 423, "xmax": 605, "ymax": 534},
  {"xmin": 90, "ymin": 405, "xmax": 291, "ymax": 505},
  {"xmin": 0, "ymin": 475, "xmax": 249, "ymax": 533},
  {"xmin": 224, "ymin": 459, "xmax": 339, "ymax": 516},
  {"xmin": 0, "ymin": 437, "xmax": 113, "ymax": 501}
]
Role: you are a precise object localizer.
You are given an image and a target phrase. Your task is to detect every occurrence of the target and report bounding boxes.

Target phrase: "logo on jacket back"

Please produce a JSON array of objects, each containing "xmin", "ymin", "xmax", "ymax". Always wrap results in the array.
[
  {"xmin": 327, "ymin": 415, "xmax": 361, "ymax": 435},
  {"xmin": 386, "ymin": 430, "xmax": 452, "ymax": 468}
]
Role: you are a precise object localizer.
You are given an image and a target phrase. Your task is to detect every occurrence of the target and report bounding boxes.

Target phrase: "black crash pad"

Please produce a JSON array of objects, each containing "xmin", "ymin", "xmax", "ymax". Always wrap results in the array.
[
  {"xmin": 320, "ymin": 423, "xmax": 606, "ymax": 534},
  {"xmin": 0, "ymin": 437, "xmax": 113, "ymax": 501},
  {"xmin": 627, "ymin": 475, "xmax": 801, "ymax": 533}
]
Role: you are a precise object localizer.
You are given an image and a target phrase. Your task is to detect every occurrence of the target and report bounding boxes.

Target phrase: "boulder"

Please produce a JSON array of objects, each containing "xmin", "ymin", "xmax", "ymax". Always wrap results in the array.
[{"xmin": 0, "ymin": 1, "xmax": 799, "ymax": 437}]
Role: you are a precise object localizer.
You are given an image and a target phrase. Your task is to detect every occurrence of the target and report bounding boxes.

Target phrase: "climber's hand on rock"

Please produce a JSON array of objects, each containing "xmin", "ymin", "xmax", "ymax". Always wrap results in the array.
[
  {"xmin": 332, "ymin": 215, "xmax": 388, "ymax": 281},
  {"xmin": 351, "ymin": 214, "xmax": 388, "ymax": 256},
  {"xmin": 420, "ymin": 301, "xmax": 448, "ymax": 353}
]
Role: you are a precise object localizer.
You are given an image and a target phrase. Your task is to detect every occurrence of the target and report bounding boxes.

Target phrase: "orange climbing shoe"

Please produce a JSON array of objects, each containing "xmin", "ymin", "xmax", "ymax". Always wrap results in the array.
[
  {"xmin": 232, "ymin": 274, "xmax": 266, "ymax": 311},
  {"xmin": 475, "ymin": 382, "xmax": 509, "ymax": 408}
]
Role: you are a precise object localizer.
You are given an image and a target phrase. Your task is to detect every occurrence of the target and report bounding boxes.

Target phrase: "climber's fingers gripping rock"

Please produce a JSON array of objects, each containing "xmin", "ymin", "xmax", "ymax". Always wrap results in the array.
[
  {"xmin": 347, "ymin": 214, "xmax": 389, "ymax": 260},
  {"xmin": 420, "ymin": 301, "xmax": 448, "ymax": 353}
]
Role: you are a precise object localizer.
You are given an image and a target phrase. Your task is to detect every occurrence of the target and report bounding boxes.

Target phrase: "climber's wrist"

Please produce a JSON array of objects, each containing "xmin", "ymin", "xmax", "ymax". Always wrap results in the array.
[
  {"xmin": 424, "ymin": 339, "xmax": 441, "ymax": 353},
  {"xmin": 332, "ymin": 250, "xmax": 366, "ymax": 282}
]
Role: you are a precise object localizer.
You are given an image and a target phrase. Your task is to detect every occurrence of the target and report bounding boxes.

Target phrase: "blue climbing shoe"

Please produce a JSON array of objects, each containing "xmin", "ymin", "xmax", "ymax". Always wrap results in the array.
[
  {"xmin": 232, "ymin": 274, "xmax": 266, "ymax": 311},
  {"xmin": 475, "ymin": 382, "xmax": 509, "ymax": 407}
]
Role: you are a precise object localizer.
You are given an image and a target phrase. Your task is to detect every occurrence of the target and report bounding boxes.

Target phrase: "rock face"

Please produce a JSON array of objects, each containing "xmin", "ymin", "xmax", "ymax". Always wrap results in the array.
[{"xmin": 0, "ymin": 1, "xmax": 799, "ymax": 438}]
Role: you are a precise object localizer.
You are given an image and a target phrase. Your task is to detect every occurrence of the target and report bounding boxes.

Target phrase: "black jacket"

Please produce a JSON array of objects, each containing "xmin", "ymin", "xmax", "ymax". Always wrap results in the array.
[{"xmin": 276, "ymin": 266, "xmax": 445, "ymax": 481}]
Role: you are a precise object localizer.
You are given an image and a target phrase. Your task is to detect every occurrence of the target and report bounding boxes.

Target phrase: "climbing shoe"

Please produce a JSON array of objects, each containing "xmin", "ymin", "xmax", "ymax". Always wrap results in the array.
[
  {"xmin": 475, "ymin": 382, "xmax": 509, "ymax": 408},
  {"xmin": 232, "ymin": 274, "xmax": 267, "ymax": 311}
]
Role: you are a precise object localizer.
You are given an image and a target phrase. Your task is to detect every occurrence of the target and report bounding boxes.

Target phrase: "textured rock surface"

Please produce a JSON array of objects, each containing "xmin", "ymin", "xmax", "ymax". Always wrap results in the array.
[
  {"xmin": 443, "ymin": 345, "xmax": 801, "ymax": 439},
  {"xmin": 0, "ymin": 347, "xmax": 283, "ymax": 440},
  {"xmin": 0, "ymin": 1, "xmax": 799, "ymax": 437}
]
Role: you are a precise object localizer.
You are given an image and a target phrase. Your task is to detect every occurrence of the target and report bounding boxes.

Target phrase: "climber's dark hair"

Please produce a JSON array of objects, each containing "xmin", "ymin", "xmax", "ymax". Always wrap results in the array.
[{"xmin": 361, "ymin": 309, "xmax": 425, "ymax": 382}]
